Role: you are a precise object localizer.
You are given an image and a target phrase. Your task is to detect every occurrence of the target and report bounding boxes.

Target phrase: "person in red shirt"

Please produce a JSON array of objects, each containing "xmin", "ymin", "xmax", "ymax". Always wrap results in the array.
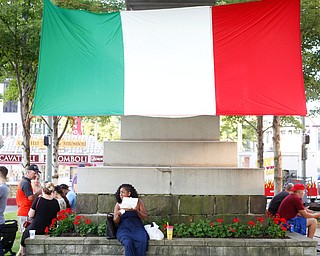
[
  {"xmin": 16, "ymin": 164, "xmax": 43, "ymax": 233},
  {"xmin": 277, "ymin": 183, "xmax": 320, "ymax": 238}
]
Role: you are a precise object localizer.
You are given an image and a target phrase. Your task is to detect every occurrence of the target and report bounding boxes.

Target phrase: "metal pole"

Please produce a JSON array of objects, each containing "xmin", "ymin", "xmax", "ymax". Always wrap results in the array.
[
  {"xmin": 46, "ymin": 116, "xmax": 53, "ymax": 181},
  {"xmin": 301, "ymin": 116, "xmax": 306, "ymax": 179},
  {"xmin": 237, "ymin": 122, "xmax": 242, "ymax": 167}
]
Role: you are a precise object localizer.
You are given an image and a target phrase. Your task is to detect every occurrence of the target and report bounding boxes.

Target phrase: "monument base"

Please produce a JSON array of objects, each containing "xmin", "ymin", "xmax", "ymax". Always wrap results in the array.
[{"xmin": 77, "ymin": 167, "xmax": 266, "ymax": 222}]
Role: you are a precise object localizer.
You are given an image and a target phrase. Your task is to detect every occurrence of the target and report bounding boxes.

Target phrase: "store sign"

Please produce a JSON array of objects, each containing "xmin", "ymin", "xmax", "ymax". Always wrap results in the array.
[
  {"xmin": 44, "ymin": 154, "xmax": 88, "ymax": 164},
  {"xmin": 0, "ymin": 154, "xmax": 39, "ymax": 163},
  {"xmin": 59, "ymin": 155, "xmax": 88, "ymax": 163},
  {"xmin": 16, "ymin": 137, "xmax": 86, "ymax": 148},
  {"xmin": 90, "ymin": 155, "xmax": 103, "ymax": 162}
]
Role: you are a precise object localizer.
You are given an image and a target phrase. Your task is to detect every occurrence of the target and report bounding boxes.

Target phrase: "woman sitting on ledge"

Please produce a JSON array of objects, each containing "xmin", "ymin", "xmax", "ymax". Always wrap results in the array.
[
  {"xmin": 113, "ymin": 183, "xmax": 149, "ymax": 256},
  {"xmin": 20, "ymin": 182, "xmax": 60, "ymax": 256}
]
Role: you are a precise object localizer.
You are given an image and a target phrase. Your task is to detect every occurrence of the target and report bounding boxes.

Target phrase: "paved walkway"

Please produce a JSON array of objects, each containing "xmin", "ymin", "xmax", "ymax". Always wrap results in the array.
[
  {"xmin": 4, "ymin": 205, "xmax": 320, "ymax": 255},
  {"xmin": 314, "ymin": 225, "xmax": 320, "ymax": 255},
  {"xmin": 4, "ymin": 205, "xmax": 18, "ymax": 213}
]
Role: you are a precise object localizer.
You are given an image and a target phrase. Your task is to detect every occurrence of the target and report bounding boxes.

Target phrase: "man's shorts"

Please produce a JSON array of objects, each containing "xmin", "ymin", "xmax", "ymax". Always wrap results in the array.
[
  {"xmin": 287, "ymin": 216, "xmax": 307, "ymax": 236},
  {"xmin": 18, "ymin": 216, "xmax": 28, "ymax": 233}
]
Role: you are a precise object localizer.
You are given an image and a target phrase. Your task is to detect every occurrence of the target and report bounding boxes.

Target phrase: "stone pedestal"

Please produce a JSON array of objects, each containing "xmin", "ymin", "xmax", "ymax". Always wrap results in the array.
[
  {"xmin": 78, "ymin": 116, "xmax": 266, "ymax": 222},
  {"xmin": 104, "ymin": 116, "xmax": 237, "ymax": 167}
]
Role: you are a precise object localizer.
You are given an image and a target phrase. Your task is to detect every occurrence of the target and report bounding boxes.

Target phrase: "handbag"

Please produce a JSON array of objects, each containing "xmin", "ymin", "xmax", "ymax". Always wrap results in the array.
[
  {"xmin": 23, "ymin": 220, "xmax": 32, "ymax": 228},
  {"xmin": 23, "ymin": 197, "xmax": 41, "ymax": 228},
  {"xmin": 106, "ymin": 213, "xmax": 117, "ymax": 239}
]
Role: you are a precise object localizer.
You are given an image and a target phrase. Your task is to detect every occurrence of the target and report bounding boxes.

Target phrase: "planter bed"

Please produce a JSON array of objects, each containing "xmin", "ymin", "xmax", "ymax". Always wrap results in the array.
[{"xmin": 26, "ymin": 233, "xmax": 316, "ymax": 256}]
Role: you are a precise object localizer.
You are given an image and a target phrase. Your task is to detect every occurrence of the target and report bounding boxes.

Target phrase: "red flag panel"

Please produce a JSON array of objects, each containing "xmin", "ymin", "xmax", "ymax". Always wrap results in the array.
[{"xmin": 213, "ymin": 0, "xmax": 306, "ymax": 116}]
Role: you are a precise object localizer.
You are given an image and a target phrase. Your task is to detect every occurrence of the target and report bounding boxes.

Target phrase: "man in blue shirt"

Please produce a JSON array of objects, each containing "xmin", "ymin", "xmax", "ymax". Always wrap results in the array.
[{"xmin": 60, "ymin": 184, "xmax": 76, "ymax": 211}]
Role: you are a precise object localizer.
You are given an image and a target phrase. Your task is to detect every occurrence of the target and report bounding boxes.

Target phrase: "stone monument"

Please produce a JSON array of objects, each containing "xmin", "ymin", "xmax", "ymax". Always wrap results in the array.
[
  {"xmin": 77, "ymin": 116, "xmax": 265, "ymax": 223},
  {"xmin": 77, "ymin": 0, "xmax": 266, "ymax": 223}
]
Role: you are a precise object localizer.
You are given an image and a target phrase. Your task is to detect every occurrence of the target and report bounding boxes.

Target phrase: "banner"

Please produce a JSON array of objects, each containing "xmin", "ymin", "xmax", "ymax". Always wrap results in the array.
[{"xmin": 33, "ymin": 0, "xmax": 306, "ymax": 117}]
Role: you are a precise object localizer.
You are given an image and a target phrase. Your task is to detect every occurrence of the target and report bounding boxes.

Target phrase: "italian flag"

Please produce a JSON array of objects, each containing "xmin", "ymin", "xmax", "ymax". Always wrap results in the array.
[{"xmin": 33, "ymin": 0, "xmax": 306, "ymax": 117}]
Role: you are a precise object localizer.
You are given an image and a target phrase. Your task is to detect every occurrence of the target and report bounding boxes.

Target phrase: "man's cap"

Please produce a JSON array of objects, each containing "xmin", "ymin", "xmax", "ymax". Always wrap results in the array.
[
  {"xmin": 60, "ymin": 184, "xmax": 69, "ymax": 190},
  {"xmin": 28, "ymin": 164, "xmax": 41, "ymax": 173},
  {"xmin": 291, "ymin": 183, "xmax": 305, "ymax": 192}
]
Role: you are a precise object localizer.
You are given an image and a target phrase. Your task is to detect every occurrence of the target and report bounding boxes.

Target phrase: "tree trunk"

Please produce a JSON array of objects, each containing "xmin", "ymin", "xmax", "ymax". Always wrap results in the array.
[
  {"xmin": 256, "ymin": 116, "xmax": 264, "ymax": 168},
  {"xmin": 20, "ymin": 84, "xmax": 31, "ymax": 170},
  {"xmin": 273, "ymin": 116, "xmax": 282, "ymax": 194}
]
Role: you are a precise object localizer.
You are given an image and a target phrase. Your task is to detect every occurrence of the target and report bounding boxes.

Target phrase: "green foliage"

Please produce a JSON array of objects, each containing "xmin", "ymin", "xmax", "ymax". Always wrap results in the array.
[
  {"xmin": 170, "ymin": 216, "xmax": 288, "ymax": 239},
  {"xmin": 47, "ymin": 209, "xmax": 76, "ymax": 236},
  {"xmin": 3, "ymin": 79, "xmax": 19, "ymax": 102},
  {"xmin": 82, "ymin": 116, "xmax": 120, "ymax": 141},
  {"xmin": 301, "ymin": 0, "xmax": 320, "ymax": 106},
  {"xmin": 265, "ymin": 215, "xmax": 288, "ymax": 238},
  {"xmin": 47, "ymin": 208, "xmax": 106, "ymax": 237},
  {"xmin": 53, "ymin": 0, "xmax": 125, "ymax": 12},
  {"xmin": 74, "ymin": 215, "xmax": 97, "ymax": 236},
  {"xmin": 221, "ymin": 115, "xmax": 304, "ymax": 149},
  {"xmin": 0, "ymin": 0, "xmax": 42, "ymax": 82},
  {"xmin": 97, "ymin": 221, "xmax": 107, "ymax": 236},
  {"xmin": 220, "ymin": 116, "xmax": 256, "ymax": 150}
]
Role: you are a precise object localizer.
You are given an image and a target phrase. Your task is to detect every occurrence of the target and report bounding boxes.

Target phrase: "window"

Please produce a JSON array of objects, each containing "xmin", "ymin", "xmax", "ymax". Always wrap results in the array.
[{"xmin": 3, "ymin": 101, "xmax": 18, "ymax": 112}]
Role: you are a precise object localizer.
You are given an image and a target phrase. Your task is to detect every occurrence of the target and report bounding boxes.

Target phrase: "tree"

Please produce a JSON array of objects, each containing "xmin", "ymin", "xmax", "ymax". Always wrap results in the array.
[
  {"xmin": 0, "ymin": 0, "xmax": 124, "ymax": 176},
  {"xmin": 82, "ymin": 116, "xmax": 120, "ymax": 142},
  {"xmin": 0, "ymin": 0, "xmax": 42, "ymax": 169},
  {"xmin": 301, "ymin": 0, "xmax": 320, "ymax": 112}
]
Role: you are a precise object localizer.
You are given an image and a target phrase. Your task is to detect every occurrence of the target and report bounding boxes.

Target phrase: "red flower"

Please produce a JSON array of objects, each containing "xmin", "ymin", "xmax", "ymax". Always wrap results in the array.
[
  {"xmin": 66, "ymin": 208, "xmax": 73, "ymax": 213},
  {"xmin": 248, "ymin": 221, "xmax": 255, "ymax": 226},
  {"xmin": 51, "ymin": 218, "xmax": 57, "ymax": 225},
  {"xmin": 233, "ymin": 218, "xmax": 240, "ymax": 223},
  {"xmin": 280, "ymin": 218, "xmax": 287, "ymax": 224},
  {"xmin": 231, "ymin": 228, "xmax": 235, "ymax": 233},
  {"xmin": 163, "ymin": 223, "xmax": 167, "ymax": 229},
  {"xmin": 216, "ymin": 219, "xmax": 223, "ymax": 223},
  {"xmin": 281, "ymin": 225, "xmax": 287, "ymax": 231},
  {"xmin": 256, "ymin": 217, "xmax": 264, "ymax": 223},
  {"xmin": 45, "ymin": 227, "xmax": 49, "ymax": 234},
  {"xmin": 85, "ymin": 219, "xmax": 91, "ymax": 225},
  {"xmin": 209, "ymin": 222, "xmax": 213, "ymax": 227},
  {"xmin": 75, "ymin": 215, "xmax": 82, "ymax": 221},
  {"xmin": 73, "ymin": 221, "xmax": 79, "ymax": 225},
  {"xmin": 57, "ymin": 214, "xmax": 67, "ymax": 221}
]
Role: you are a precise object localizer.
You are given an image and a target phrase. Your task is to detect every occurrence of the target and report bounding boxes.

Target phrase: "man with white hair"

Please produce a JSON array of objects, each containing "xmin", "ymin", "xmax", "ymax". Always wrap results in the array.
[{"xmin": 268, "ymin": 183, "xmax": 294, "ymax": 216}]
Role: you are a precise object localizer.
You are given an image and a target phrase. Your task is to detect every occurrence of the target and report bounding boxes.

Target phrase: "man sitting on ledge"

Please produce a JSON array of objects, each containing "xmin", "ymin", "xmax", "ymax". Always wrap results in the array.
[{"xmin": 277, "ymin": 183, "xmax": 320, "ymax": 239}]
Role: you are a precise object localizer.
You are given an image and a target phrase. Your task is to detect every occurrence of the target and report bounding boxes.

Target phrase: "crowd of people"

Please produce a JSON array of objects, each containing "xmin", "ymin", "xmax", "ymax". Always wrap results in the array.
[
  {"xmin": 2, "ymin": 163, "xmax": 320, "ymax": 256},
  {"xmin": 268, "ymin": 182, "xmax": 320, "ymax": 239},
  {"xmin": 13, "ymin": 164, "xmax": 77, "ymax": 256}
]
